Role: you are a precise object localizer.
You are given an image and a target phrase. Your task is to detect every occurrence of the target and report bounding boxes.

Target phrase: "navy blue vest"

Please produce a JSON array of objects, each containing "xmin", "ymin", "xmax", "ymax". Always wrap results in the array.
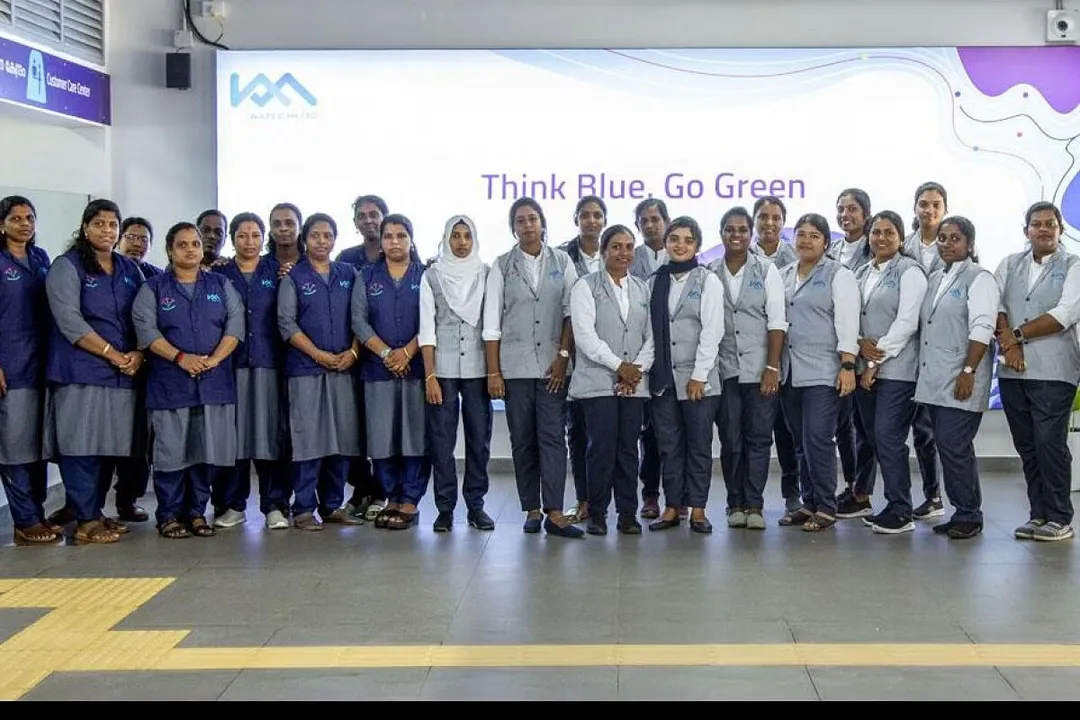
[
  {"xmin": 139, "ymin": 261, "xmax": 162, "ymax": 279},
  {"xmin": 358, "ymin": 260, "xmax": 424, "ymax": 382},
  {"xmin": 214, "ymin": 255, "xmax": 282, "ymax": 369},
  {"xmin": 285, "ymin": 259, "xmax": 356, "ymax": 378},
  {"xmin": 46, "ymin": 250, "xmax": 142, "ymax": 389},
  {"xmin": 0, "ymin": 245, "xmax": 51, "ymax": 390},
  {"xmin": 143, "ymin": 270, "xmax": 237, "ymax": 410}
]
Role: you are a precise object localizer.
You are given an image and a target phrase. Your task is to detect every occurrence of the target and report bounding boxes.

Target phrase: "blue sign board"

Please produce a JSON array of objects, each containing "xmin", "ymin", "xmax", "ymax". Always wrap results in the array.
[{"xmin": 0, "ymin": 35, "xmax": 110, "ymax": 125}]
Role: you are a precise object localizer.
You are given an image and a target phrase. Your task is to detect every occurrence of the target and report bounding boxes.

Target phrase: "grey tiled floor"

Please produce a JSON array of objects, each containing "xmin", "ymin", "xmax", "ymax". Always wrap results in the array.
[{"xmin": 3, "ymin": 462, "xmax": 1079, "ymax": 700}]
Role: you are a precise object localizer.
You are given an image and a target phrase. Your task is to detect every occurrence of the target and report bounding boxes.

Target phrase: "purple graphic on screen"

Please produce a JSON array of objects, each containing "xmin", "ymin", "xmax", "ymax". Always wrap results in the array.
[
  {"xmin": 957, "ymin": 47, "xmax": 1080, "ymax": 114},
  {"xmin": 958, "ymin": 47, "xmax": 1080, "ymax": 231}
]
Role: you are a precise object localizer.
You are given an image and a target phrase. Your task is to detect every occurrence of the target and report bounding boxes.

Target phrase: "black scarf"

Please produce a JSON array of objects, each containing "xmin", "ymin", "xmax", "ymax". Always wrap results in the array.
[{"xmin": 649, "ymin": 258, "xmax": 700, "ymax": 395}]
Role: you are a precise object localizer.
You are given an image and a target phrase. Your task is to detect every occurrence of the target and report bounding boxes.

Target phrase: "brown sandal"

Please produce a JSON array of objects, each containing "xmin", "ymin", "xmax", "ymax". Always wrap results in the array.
[
  {"xmin": 802, "ymin": 512, "xmax": 837, "ymax": 532},
  {"xmin": 14, "ymin": 523, "xmax": 60, "ymax": 545},
  {"xmin": 74, "ymin": 520, "xmax": 121, "ymax": 544},
  {"xmin": 101, "ymin": 516, "xmax": 130, "ymax": 535},
  {"xmin": 158, "ymin": 519, "xmax": 191, "ymax": 539},
  {"xmin": 189, "ymin": 516, "xmax": 216, "ymax": 537}
]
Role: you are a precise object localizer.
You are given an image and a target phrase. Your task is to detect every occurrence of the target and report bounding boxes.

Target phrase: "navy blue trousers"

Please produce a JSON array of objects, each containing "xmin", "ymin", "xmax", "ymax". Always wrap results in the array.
[
  {"xmin": 567, "ymin": 400, "xmax": 589, "ymax": 503},
  {"xmin": 840, "ymin": 392, "xmax": 878, "ymax": 494},
  {"xmin": 855, "ymin": 379, "xmax": 918, "ymax": 520},
  {"xmin": 504, "ymin": 379, "xmax": 568, "ymax": 512},
  {"xmin": 774, "ymin": 399, "xmax": 800, "ymax": 503},
  {"xmin": 426, "ymin": 377, "xmax": 492, "ymax": 513},
  {"xmin": 291, "ymin": 455, "xmax": 350, "ymax": 516},
  {"xmin": 57, "ymin": 456, "xmax": 120, "ymax": 523},
  {"xmin": 1, "ymin": 462, "xmax": 48, "ymax": 529},
  {"xmin": 927, "ymin": 405, "xmax": 984, "ymax": 524},
  {"xmin": 999, "ymin": 379, "xmax": 1075, "ymax": 525},
  {"xmin": 153, "ymin": 463, "xmax": 214, "ymax": 525},
  {"xmin": 782, "ymin": 383, "xmax": 841, "ymax": 516},
  {"xmin": 717, "ymin": 378, "xmax": 779, "ymax": 512},
  {"xmin": 582, "ymin": 396, "xmax": 644, "ymax": 518},
  {"xmin": 638, "ymin": 401, "xmax": 661, "ymax": 501},
  {"xmin": 650, "ymin": 392, "xmax": 719, "ymax": 509},
  {"xmin": 217, "ymin": 459, "xmax": 291, "ymax": 515},
  {"xmin": 373, "ymin": 455, "xmax": 427, "ymax": 506}
]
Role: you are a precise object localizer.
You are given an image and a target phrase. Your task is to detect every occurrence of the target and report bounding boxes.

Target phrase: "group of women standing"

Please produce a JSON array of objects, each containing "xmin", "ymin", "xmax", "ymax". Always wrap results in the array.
[{"xmin": 2, "ymin": 184, "xmax": 1077, "ymax": 545}]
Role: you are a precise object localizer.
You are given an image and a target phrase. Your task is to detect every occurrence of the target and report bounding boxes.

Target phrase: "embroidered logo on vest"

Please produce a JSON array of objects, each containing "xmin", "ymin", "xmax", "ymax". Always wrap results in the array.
[
  {"xmin": 4, "ymin": 267, "xmax": 21, "ymax": 282},
  {"xmin": 160, "ymin": 296, "xmax": 177, "ymax": 312},
  {"xmin": 339, "ymin": 279, "xmax": 352, "ymax": 290},
  {"xmin": 368, "ymin": 282, "xmax": 384, "ymax": 297},
  {"xmin": 949, "ymin": 287, "xmax": 962, "ymax": 298},
  {"xmin": 301, "ymin": 282, "xmax": 318, "ymax": 296},
  {"xmin": 261, "ymin": 278, "xmax": 275, "ymax": 288},
  {"xmin": 206, "ymin": 293, "xmax": 222, "ymax": 303},
  {"xmin": 84, "ymin": 276, "xmax": 99, "ymax": 289}
]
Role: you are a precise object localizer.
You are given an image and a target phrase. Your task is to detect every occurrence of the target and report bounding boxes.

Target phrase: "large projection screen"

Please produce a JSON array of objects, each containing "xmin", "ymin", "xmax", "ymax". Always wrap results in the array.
[{"xmin": 217, "ymin": 47, "xmax": 1080, "ymax": 408}]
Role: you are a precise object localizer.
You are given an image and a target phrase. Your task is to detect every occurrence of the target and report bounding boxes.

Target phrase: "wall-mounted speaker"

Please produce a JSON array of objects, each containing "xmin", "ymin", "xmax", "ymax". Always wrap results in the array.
[{"xmin": 166, "ymin": 52, "xmax": 192, "ymax": 90}]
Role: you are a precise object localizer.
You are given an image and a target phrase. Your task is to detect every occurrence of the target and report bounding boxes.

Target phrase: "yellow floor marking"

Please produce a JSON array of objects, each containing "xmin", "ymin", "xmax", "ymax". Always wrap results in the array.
[{"xmin": 5, "ymin": 576, "xmax": 1080, "ymax": 700}]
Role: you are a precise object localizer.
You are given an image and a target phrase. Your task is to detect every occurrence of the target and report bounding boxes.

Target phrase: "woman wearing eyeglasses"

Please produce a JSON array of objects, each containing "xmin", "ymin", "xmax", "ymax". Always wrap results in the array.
[
  {"xmin": 913, "ymin": 216, "xmax": 996, "ymax": 540},
  {"xmin": 994, "ymin": 202, "xmax": 1080, "ymax": 542}
]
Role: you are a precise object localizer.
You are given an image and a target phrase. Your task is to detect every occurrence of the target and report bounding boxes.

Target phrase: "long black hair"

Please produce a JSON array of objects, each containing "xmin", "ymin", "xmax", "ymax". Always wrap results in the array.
[
  {"xmin": 938, "ymin": 215, "xmax": 979, "ymax": 264},
  {"xmin": 68, "ymin": 199, "xmax": 121, "ymax": 275},
  {"xmin": 0, "ymin": 195, "xmax": 37, "ymax": 251}
]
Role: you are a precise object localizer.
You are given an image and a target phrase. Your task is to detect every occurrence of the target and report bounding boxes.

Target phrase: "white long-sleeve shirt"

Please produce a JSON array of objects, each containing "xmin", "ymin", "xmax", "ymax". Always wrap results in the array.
[
  {"xmin": 667, "ymin": 270, "xmax": 725, "ymax": 382},
  {"xmin": 481, "ymin": 249, "xmax": 578, "ymax": 342},
  {"xmin": 993, "ymin": 252, "xmax": 1080, "ymax": 329},
  {"xmin": 795, "ymin": 265, "xmax": 860, "ymax": 356},
  {"xmin": 570, "ymin": 273, "xmax": 655, "ymax": 373},
  {"xmin": 722, "ymin": 260, "xmax": 788, "ymax": 332},
  {"xmin": 933, "ymin": 268, "xmax": 998, "ymax": 344},
  {"xmin": 860, "ymin": 259, "xmax": 928, "ymax": 360}
]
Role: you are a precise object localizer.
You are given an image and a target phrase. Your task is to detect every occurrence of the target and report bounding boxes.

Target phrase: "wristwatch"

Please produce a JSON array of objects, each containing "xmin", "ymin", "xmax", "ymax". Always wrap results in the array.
[
  {"xmin": 962, "ymin": 365, "xmax": 974, "ymax": 374},
  {"xmin": 379, "ymin": 347, "xmax": 391, "ymax": 360},
  {"xmin": 841, "ymin": 361, "xmax": 856, "ymax": 371},
  {"xmin": 558, "ymin": 349, "xmax": 570, "ymax": 359},
  {"xmin": 1012, "ymin": 327, "xmax": 1025, "ymax": 343},
  {"xmin": 866, "ymin": 360, "xmax": 877, "ymax": 370}
]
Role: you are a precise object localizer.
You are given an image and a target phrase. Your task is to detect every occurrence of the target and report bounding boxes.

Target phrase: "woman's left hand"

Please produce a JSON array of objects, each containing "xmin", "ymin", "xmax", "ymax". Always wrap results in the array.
[
  {"xmin": 545, "ymin": 355, "xmax": 569, "ymax": 394},
  {"xmin": 836, "ymin": 369, "xmax": 855, "ymax": 397}
]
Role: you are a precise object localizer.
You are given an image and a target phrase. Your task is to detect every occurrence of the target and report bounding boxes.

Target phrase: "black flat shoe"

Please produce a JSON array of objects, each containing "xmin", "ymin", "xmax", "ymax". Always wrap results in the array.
[
  {"xmin": 932, "ymin": 521, "xmax": 954, "ymax": 535},
  {"xmin": 117, "ymin": 505, "xmax": 150, "ymax": 523},
  {"xmin": 433, "ymin": 511, "xmax": 453, "ymax": 533},
  {"xmin": 586, "ymin": 517, "xmax": 608, "ymax": 536},
  {"xmin": 648, "ymin": 516, "xmax": 681, "ymax": 531},
  {"xmin": 946, "ymin": 521, "xmax": 983, "ymax": 540},
  {"xmin": 690, "ymin": 517, "xmax": 713, "ymax": 534},
  {"xmin": 467, "ymin": 509, "xmax": 495, "ymax": 531},
  {"xmin": 543, "ymin": 517, "xmax": 585, "ymax": 538},
  {"xmin": 617, "ymin": 515, "xmax": 642, "ymax": 535},
  {"xmin": 523, "ymin": 514, "xmax": 542, "ymax": 534}
]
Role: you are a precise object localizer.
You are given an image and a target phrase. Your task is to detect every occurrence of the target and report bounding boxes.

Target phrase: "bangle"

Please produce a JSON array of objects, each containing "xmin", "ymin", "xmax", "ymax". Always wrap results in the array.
[
  {"xmin": 765, "ymin": 365, "xmax": 779, "ymax": 373},
  {"xmin": 174, "ymin": 351, "xmax": 185, "ymax": 365},
  {"xmin": 404, "ymin": 347, "xmax": 412, "ymax": 360},
  {"xmin": 425, "ymin": 373, "xmax": 436, "ymax": 382},
  {"xmin": 101, "ymin": 343, "xmax": 112, "ymax": 357},
  {"xmin": 488, "ymin": 372, "xmax": 502, "ymax": 378},
  {"xmin": 349, "ymin": 348, "xmax": 359, "ymax": 360}
]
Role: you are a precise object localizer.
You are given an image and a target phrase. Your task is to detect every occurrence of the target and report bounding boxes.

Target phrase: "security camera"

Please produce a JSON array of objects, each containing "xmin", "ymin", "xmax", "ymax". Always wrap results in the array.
[{"xmin": 1047, "ymin": 9, "xmax": 1079, "ymax": 43}]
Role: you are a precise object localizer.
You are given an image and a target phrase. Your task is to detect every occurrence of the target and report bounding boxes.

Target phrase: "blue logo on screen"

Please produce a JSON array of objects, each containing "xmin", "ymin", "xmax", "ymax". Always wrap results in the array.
[
  {"xmin": 229, "ymin": 73, "xmax": 317, "ymax": 108},
  {"xmin": 26, "ymin": 50, "xmax": 46, "ymax": 104}
]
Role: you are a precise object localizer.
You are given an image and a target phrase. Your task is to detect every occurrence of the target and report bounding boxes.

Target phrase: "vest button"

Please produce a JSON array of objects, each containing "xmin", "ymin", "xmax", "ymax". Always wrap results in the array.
[
  {"xmin": 671, "ymin": 342, "xmax": 676, "ymax": 346},
  {"xmin": 461, "ymin": 352, "xmax": 465, "ymax": 356},
  {"xmin": 536, "ymin": 342, "xmax": 541, "ymax": 347}
]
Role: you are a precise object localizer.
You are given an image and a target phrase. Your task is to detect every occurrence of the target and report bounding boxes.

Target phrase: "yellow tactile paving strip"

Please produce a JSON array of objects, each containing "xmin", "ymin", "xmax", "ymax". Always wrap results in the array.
[{"xmin": 4, "ymin": 576, "xmax": 1080, "ymax": 700}]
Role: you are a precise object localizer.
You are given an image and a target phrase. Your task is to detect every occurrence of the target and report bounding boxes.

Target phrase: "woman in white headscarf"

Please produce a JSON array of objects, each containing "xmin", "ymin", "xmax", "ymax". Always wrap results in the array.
[{"xmin": 420, "ymin": 215, "xmax": 495, "ymax": 533}]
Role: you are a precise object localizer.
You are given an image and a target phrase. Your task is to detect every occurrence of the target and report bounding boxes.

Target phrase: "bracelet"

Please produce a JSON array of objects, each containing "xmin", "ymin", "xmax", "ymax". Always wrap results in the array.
[
  {"xmin": 487, "ymin": 372, "xmax": 502, "ymax": 378},
  {"xmin": 349, "ymin": 348, "xmax": 359, "ymax": 360},
  {"xmin": 425, "ymin": 373, "xmax": 436, "ymax": 382},
  {"xmin": 174, "ymin": 351, "xmax": 185, "ymax": 365},
  {"xmin": 101, "ymin": 343, "xmax": 112, "ymax": 357},
  {"xmin": 403, "ymin": 347, "xmax": 412, "ymax": 360},
  {"xmin": 765, "ymin": 365, "xmax": 779, "ymax": 373}
]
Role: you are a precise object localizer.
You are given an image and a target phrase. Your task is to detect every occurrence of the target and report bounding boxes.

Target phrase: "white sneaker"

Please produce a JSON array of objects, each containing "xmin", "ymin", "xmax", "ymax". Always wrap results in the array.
[
  {"xmin": 265, "ymin": 509, "xmax": 289, "ymax": 530},
  {"xmin": 213, "ymin": 509, "xmax": 247, "ymax": 529}
]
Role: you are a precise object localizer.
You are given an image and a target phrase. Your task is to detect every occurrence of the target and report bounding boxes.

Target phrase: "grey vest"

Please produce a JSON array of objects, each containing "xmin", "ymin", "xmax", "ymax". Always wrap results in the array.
[
  {"xmin": 495, "ymin": 246, "xmax": 571, "ymax": 380},
  {"xmin": 903, "ymin": 231, "xmax": 943, "ymax": 274},
  {"xmin": 827, "ymin": 236, "xmax": 871, "ymax": 272},
  {"xmin": 750, "ymin": 239, "xmax": 797, "ymax": 269},
  {"xmin": 711, "ymin": 254, "xmax": 773, "ymax": 383},
  {"xmin": 997, "ymin": 249, "xmax": 1080, "ymax": 385},
  {"xmin": 630, "ymin": 244, "xmax": 666, "ymax": 280},
  {"xmin": 656, "ymin": 266, "xmax": 722, "ymax": 400},
  {"xmin": 569, "ymin": 273, "xmax": 651, "ymax": 400},
  {"xmin": 427, "ymin": 269, "xmax": 487, "ymax": 379},
  {"xmin": 782, "ymin": 256, "xmax": 843, "ymax": 388},
  {"xmin": 912, "ymin": 260, "xmax": 994, "ymax": 412},
  {"xmin": 855, "ymin": 255, "xmax": 922, "ymax": 382}
]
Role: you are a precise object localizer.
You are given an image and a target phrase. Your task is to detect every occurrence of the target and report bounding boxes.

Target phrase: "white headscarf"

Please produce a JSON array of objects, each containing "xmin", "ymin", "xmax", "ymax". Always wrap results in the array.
[{"xmin": 431, "ymin": 215, "xmax": 485, "ymax": 328}]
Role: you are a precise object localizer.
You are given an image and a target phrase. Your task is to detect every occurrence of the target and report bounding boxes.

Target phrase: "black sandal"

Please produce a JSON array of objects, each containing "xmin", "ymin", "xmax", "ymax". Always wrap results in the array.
[
  {"xmin": 779, "ymin": 507, "xmax": 814, "ymax": 527},
  {"xmin": 374, "ymin": 509, "xmax": 399, "ymax": 529},
  {"xmin": 189, "ymin": 516, "xmax": 216, "ymax": 537},
  {"xmin": 158, "ymin": 519, "xmax": 191, "ymax": 539},
  {"xmin": 802, "ymin": 512, "xmax": 837, "ymax": 533}
]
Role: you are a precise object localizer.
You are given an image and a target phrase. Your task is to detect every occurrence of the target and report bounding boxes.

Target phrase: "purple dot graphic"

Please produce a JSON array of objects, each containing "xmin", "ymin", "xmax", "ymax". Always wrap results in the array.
[{"xmin": 954, "ymin": 90, "xmax": 961, "ymax": 97}]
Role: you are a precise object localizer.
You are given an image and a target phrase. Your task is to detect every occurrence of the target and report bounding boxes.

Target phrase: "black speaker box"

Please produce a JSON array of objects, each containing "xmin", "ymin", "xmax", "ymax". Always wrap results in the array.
[{"xmin": 166, "ymin": 52, "xmax": 192, "ymax": 90}]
